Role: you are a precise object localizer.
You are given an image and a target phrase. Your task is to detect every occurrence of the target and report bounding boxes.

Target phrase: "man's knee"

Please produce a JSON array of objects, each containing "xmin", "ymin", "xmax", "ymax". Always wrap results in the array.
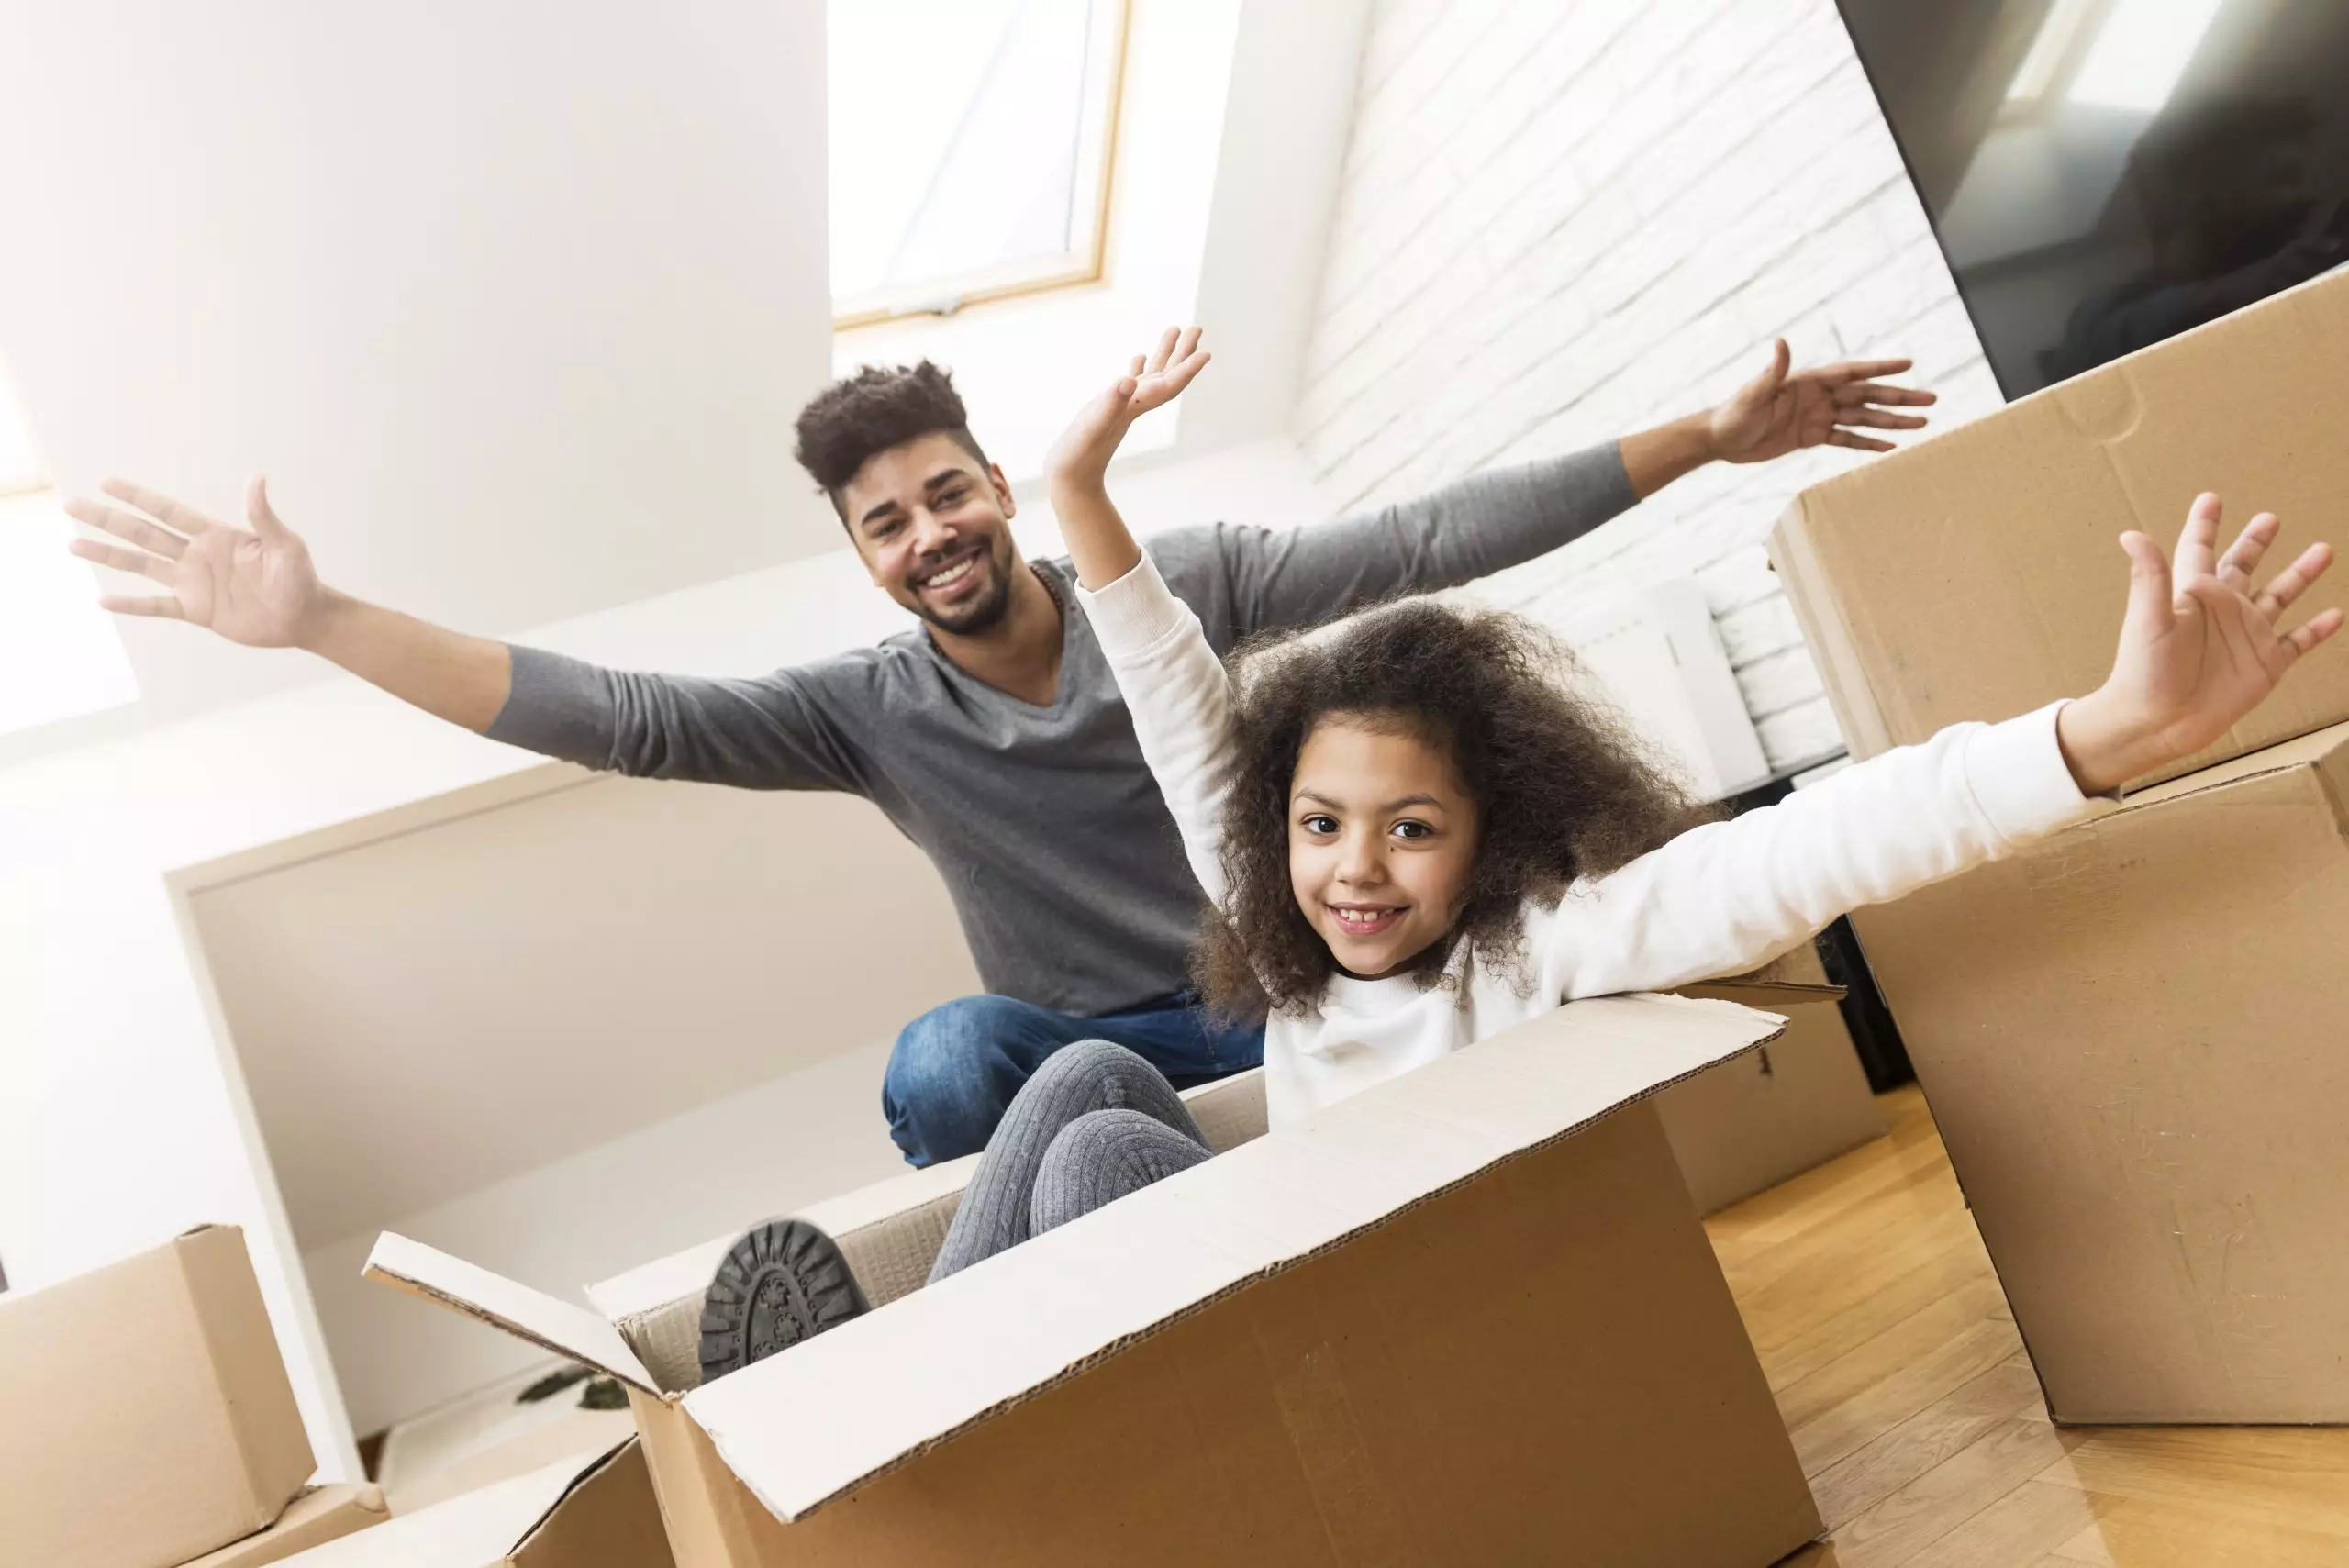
[{"xmin": 884, "ymin": 996, "xmax": 1035, "ymax": 1166}]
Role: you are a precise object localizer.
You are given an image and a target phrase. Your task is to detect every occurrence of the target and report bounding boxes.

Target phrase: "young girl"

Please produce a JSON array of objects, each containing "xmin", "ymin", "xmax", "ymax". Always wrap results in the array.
[{"xmin": 696, "ymin": 327, "xmax": 2341, "ymax": 1381}]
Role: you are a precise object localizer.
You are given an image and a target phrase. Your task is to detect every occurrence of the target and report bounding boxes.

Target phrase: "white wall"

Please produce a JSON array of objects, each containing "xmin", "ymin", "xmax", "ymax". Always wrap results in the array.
[
  {"xmin": 1296, "ymin": 0, "xmax": 2008, "ymax": 773},
  {"xmin": 0, "ymin": 1, "xmax": 835, "ymax": 757}
]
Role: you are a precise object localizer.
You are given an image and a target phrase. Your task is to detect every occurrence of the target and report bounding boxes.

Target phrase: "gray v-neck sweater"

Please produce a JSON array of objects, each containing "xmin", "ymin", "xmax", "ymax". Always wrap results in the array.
[{"xmin": 488, "ymin": 445, "xmax": 1636, "ymax": 1016}]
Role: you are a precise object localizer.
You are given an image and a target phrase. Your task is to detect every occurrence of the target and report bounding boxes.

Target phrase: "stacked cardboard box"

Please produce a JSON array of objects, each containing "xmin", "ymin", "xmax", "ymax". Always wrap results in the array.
[
  {"xmin": 363, "ymin": 991, "xmax": 1830, "ymax": 1566},
  {"xmin": 0, "ymin": 1225, "xmax": 388, "ymax": 1566},
  {"xmin": 1770, "ymin": 267, "xmax": 2349, "ymax": 1422}
]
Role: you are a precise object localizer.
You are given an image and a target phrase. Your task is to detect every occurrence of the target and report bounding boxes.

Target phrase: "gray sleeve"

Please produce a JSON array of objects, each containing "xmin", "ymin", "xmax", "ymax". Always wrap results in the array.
[
  {"xmin": 485, "ymin": 645, "xmax": 867, "ymax": 793},
  {"xmin": 1208, "ymin": 443, "xmax": 1637, "ymax": 636}
]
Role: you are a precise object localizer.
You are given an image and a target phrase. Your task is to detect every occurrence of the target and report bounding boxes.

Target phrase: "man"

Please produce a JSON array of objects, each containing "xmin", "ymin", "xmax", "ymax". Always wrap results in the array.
[{"xmin": 68, "ymin": 334, "xmax": 1932, "ymax": 1166}]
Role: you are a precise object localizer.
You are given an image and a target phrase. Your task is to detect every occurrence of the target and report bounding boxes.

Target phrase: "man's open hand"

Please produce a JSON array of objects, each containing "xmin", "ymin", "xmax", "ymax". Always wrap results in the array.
[
  {"xmin": 1708, "ymin": 339, "xmax": 1936, "ymax": 462},
  {"xmin": 67, "ymin": 476, "xmax": 327, "ymax": 647},
  {"xmin": 2058, "ymin": 495, "xmax": 2343, "ymax": 794}
]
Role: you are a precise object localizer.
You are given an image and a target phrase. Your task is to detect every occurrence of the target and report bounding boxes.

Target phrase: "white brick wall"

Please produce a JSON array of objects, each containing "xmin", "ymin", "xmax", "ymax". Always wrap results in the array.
[{"xmin": 1297, "ymin": 0, "xmax": 2004, "ymax": 773}]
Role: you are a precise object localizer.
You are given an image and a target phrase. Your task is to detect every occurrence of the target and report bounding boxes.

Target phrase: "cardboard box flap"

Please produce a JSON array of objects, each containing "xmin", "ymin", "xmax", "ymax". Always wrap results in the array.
[
  {"xmin": 284, "ymin": 1443, "xmax": 635, "ymax": 1566},
  {"xmin": 1678, "ymin": 978, "xmax": 1845, "ymax": 1006},
  {"xmin": 363, "ymin": 1233, "xmax": 659, "ymax": 1395},
  {"xmin": 682, "ymin": 992, "xmax": 1784, "ymax": 1524},
  {"xmin": 2111, "ymin": 717, "xmax": 2349, "ymax": 813}
]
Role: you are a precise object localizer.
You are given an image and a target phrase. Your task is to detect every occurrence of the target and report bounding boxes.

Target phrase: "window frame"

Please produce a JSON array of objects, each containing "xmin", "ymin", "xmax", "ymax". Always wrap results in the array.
[{"xmin": 829, "ymin": 0, "xmax": 1132, "ymax": 331}]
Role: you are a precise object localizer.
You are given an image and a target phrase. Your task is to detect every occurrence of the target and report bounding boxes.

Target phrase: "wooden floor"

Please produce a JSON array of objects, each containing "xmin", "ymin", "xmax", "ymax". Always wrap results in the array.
[{"xmin": 1710, "ymin": 1085, "xmax": 2349, "ymax": 1567}]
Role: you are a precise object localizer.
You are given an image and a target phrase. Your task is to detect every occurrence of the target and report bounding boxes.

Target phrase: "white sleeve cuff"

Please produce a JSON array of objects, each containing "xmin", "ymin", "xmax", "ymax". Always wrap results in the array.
[
  {"xmin": 1074, "ymin": 550, "xmax": 1192, "ymax": 658},
  {"xmin": 1961, "ymin": 700, "xmax": 2104, "ymax": 845}
]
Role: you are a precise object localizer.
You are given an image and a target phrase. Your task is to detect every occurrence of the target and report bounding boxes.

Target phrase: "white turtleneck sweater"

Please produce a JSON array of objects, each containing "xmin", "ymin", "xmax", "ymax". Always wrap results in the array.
[{"xmin": 1078, "ymin": 553, "xmax": 2101, "ymax": 1131}]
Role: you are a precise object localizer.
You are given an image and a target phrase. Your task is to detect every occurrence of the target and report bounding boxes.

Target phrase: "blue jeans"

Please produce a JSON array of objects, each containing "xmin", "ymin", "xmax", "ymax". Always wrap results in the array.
[{"xmin": 883, "ymin": 994, "xmax": 1264, "ymax": 1168}]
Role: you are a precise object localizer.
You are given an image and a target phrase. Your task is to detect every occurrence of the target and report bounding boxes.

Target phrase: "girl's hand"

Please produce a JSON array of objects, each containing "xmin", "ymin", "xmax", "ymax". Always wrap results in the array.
[
  {"xmin": 1043, "ymin": 326, "xmax": 1212, "ymax": 496},
  {"xmin": 2057, "ymin": 494, "xmax": 2343, "ymax": 795}
]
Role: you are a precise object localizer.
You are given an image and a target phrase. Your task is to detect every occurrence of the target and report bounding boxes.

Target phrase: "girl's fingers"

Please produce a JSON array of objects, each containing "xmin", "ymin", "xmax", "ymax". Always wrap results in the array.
[
  {"xmin": 2254, "ymin": 540, "xmax": 2332, "ymax": 620},
  {"xmin": 2288, "ymin": 606, "xmax": 2346, "ymax": 654},
  {"xmin": 1144, "ymin": 326, "xmax": 1179, "ymax": 375},
  {"xmin": 2175, "ymin": 493, "xmax": 2223, "ymax": 582},
  {"xmin": 2116, "ymin": 530, "xmax": 2177, "ymax": 649},
  {"xmin": 2215, "ymin": 511, "xmax": 2281, "ymax": 591},
  {"xmin": 1824, "ymin": 429, "xmax": 1895, "ymax": 452}
]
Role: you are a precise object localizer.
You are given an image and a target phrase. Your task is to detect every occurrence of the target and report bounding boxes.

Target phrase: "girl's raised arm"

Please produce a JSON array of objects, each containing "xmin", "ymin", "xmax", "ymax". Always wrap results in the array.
[
  {"xmin": 1051, "ymin": 329, "xmax": 1239, "ymax": 906},
  {"xmin": 1538, "ymin": 495, "xmax": 2341, "ymax": 999}
]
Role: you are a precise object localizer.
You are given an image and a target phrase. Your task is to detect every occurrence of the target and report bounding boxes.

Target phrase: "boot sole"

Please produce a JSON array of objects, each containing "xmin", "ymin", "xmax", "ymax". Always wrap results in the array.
[{"xmin": 698, "ymin": 1218, "xmax": 869, "ymax": 1385}]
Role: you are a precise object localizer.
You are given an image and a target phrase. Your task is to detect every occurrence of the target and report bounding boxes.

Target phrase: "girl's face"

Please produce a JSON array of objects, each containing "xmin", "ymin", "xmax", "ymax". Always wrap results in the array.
[{"xmin": 1287, "ymin": 713, "xmax": 1480, "ymax": 981}]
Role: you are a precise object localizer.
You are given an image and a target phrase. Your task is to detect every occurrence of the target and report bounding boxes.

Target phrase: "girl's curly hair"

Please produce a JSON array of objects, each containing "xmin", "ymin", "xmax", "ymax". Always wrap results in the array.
[{"xmin": 1195, "ymin": 597, "xmax": 1717, "ymax": 1018}]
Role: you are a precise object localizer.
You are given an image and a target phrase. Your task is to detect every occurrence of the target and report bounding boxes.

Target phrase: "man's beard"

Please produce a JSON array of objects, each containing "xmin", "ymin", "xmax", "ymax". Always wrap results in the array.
[{"xmin": 909, "ymin": 539, "xmax": 1019, "ymax": 636}]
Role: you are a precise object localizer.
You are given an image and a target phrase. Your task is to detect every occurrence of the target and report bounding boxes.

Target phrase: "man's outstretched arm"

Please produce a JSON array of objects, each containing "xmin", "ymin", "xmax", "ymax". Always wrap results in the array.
[
  {"xmin": 66, "ymin": 475, "xmax": 863, "ymax": 789},
  {"xmin": 68, "ymin": 475, "xmax": 515, "ymax": 730},
  {"xmin": 1218, "ymin": 340, "xmax": 1935, "ymax": 633}
]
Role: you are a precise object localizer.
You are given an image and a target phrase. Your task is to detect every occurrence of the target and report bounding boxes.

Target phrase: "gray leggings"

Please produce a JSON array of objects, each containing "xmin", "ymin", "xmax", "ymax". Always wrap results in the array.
[{"xmin": 927, "ymin": 1039, "xmax": 1212, "ymax": 1284}]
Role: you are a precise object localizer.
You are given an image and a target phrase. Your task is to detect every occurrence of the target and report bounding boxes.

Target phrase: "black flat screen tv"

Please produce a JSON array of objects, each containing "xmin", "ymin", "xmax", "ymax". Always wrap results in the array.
[{"xmin": 1838, "ymin": 0, "xmax": 2349, "ymax": 398}]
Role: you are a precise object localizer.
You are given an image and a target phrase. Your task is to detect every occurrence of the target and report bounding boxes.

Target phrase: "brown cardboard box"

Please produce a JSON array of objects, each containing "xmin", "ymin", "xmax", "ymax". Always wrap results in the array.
[
  {"xmin": 0, "ymin": 1224, "xmax": 315, "ymax": 1568},
  {"xmin": 184, "ymin": 1485, "xmax": 390, "ymax": 1567},
  {"xmin": 369, "ymin": 992, "xmax": 1825, "ymax": 1566},
  {"xmin": 1664, "ymin": 947, "xmax": 1886, "ymax": 1214},
  {"xmin": 1771, "ymin": 268, "xmax": 2349, "ymax": 788},
  {"xmin": 280, "ymin": 1440, "xmax": 672, "ymax": 1567},
  {"xmin": 1854, "ymin": 720, "xmax": 2349, "ymax": 1422}
]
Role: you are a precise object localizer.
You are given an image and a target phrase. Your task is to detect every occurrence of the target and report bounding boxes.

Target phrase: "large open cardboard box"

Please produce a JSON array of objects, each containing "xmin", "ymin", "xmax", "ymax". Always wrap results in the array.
[
  {"xmin": 366, "ymin": 992, "xmax": 1825, "ymax": 1566},
  {"xmin": 0, "ymin": 1224, "xmax": 316, "ymax": 1568},
  {"xmin": 1854, "ymin": 720, "xmax": 2349, "ymax": 1422},
  {"xmin": 1772, "ymin": 267, "xmax": 2349, "ymax": 789},
  {"xmin": 284, "ymin": 1440, "xmax": 671, "ymax": 1567}
]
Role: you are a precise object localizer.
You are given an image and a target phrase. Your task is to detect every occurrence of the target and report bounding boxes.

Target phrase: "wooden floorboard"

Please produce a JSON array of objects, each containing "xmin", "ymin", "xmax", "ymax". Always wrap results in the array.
[{"xmin": 1715, "ymin": 1084, "xmax": 2349, "ymax": 1566}]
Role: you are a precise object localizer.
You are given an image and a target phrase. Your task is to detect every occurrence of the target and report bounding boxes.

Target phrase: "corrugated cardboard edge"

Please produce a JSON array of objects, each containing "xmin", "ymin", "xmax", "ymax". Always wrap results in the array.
[
  {"xmin": 1768, "ymin": 492, "xmax": 1895, "ymax": 759},
  {"xmin": 505, "ymin": 1439, "xmax": 649, "ymax": 1559},
  {"xmin": 362, "ymin": 1234, "xmax": 660, "ymax": 1395},
  {"xmin": 175, "ymin": 1224, "xmax": 317, "ymax": 1533},
  {"xmin": 694, "ymin": 994, "xmax": 1790, "ymax": 1524}
]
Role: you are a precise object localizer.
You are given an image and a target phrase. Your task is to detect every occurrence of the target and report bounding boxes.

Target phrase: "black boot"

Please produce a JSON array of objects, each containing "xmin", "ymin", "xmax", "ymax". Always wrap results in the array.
[{"xmin": 698, "ymin": 1218, "xmax": 870, "ymax": 1385}]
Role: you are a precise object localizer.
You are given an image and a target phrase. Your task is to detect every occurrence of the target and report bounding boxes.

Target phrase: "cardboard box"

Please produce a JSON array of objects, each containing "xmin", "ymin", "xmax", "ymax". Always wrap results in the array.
[
  {"xmin": 0, "ymin": 1224, "xmax": 315, "ymax": 1568},
  {"xmin": 1663, "ymin": 946, "xmax": 1886, "ymax": 1214},
  {"xmin": 282, "ymin": 1440, "xmax": 672, "ymax": 1567},
  {"xmin": 184, "ymin": 1485, "xmax": 390, "ymax": 1567},
  {"xmin": 366, "ymin": 992, "xmax": 1824, "ymax": 1567},
  {"xmin": 1854, "ymin": 720, "xmax": 2349, "ymax": 1422},
  {"xmin": 1771, "ymin": 267, "xmax": 2349, "ymax": 788}
]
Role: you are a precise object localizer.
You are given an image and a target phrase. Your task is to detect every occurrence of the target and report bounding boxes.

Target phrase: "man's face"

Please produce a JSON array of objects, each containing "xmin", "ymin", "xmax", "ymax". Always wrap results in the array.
[{"xmin": 841, "ymin": 432, "xmax": 1023, "ymax": 636}]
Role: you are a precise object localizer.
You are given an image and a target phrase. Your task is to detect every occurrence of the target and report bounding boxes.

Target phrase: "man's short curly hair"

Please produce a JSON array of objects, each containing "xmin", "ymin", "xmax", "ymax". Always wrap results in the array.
[
  {"xmin": 1196, "ymin": 598, "xmax": 1717, "ymax": 1018},
  {"xmin": 793, "ymin": 361, "xmax": 991, "ymax": 517}
]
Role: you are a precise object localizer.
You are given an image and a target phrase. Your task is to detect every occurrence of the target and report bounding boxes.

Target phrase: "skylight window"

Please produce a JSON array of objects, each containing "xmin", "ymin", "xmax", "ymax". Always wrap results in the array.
[
  {"xmin": 828, "ymin": 0, "xmax": 1127, "ymax": 327},
  {"xmin": 0, "ymin": 364, "xmax": 139, "ymax": 736}
]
